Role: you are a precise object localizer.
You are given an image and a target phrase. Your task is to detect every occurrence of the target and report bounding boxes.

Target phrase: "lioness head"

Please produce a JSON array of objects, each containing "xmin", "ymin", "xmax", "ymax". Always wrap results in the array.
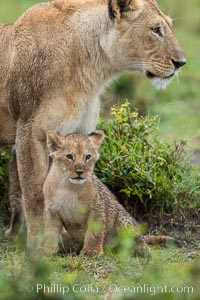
[
  {"xmin": 47, "ymin": 130, "xmax": 105, "ymax": 185},
  {"xmin": 104, "ymin": 0, "xmax": 186, "ymax": 89}
]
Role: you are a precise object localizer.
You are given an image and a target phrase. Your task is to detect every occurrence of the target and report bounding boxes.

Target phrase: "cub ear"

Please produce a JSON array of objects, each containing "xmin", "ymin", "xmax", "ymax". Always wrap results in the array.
[
  {"xmin": 88, "ymin": 130, "xmax": 105, "ymax": 148},
  {"xmin": 47, "ymin": 130, "xmax": 64, "ymax": 155},
  {"xmin": 108, "ymin": 0, "xmax": 143, "ymax": 20}
]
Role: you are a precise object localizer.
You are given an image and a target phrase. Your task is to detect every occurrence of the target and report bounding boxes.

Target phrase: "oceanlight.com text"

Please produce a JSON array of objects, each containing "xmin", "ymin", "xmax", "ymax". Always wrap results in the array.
[{"xmin": 32, "ymin": 283, "xmax": 194, "ymax": 296}]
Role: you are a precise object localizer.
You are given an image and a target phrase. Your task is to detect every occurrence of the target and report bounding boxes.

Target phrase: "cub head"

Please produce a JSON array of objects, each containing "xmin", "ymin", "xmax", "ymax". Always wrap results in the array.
[
  {"xmin": 105, "ymin": 0, "xmax": 186, "ymax": 89},
  {"xmin": 47, "ymin": 130, "xmax": 105, "ymax": 185}
]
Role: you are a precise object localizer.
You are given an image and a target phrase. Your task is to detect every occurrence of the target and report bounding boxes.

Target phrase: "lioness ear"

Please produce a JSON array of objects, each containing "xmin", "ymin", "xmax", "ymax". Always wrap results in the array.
[
  {"xmin": 88, "ymin": 130, "xmax": 105, "ymax": 148},
  {"xmin": 108, "ymin": 0, "xmax": 143, "ymax": 20},
  {"xmin": 47, "ymin": 130, "xmax": 64, "ymax": 155}
]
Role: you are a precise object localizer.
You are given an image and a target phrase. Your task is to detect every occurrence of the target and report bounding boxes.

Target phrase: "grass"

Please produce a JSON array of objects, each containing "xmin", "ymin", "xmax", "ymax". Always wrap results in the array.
[{"xmin": 0, "ymin": 220, "xmax": 199, "ymax": 300}]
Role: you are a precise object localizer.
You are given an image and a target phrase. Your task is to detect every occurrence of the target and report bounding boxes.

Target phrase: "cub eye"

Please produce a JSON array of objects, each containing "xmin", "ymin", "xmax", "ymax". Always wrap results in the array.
[
  {"xmin": 66, "ymin": 154, "xmax": 74, "ymax": 161},
  {"xmin": 151, "ymin": 26, "xmax": 163, "ymax": 37},
  {"xmin": 85, "ymin": 154, "xmax": 92, "ymax": 161}
]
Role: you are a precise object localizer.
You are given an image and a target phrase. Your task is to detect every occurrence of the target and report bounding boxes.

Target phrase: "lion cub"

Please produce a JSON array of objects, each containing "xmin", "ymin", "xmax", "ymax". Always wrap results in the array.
[
  {"xmin": 43, "ymin": 130, "xmax": 140, "ymax": 254},
  {"xmin": 43, "ymin": 131, "xmax": 172, "ymax": 255}
]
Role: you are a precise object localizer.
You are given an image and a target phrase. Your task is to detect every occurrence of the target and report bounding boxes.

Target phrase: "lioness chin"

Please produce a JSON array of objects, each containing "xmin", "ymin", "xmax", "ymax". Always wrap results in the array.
[{"xmin": 1, "ymin": 0, "xmax": 185, "ymax": 248}]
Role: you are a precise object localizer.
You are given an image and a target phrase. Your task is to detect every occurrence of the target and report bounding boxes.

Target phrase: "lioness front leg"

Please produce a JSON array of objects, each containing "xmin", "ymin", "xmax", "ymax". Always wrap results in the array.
[
  {"xmin": 81, "ymin": 213, "xmax": 105, "ymax": 255},
  {"xmin": 16, "ymin": 121, "xmax": 48, "ymax": 250},
  {"xmin": 6, "ymin": 146, "xmax": 23, "ymax": 236}
]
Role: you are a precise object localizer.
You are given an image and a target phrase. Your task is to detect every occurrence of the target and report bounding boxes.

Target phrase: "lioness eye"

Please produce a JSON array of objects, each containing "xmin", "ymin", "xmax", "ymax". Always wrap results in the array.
[
  {"xmin": 66, "ymin": 154, "xmax": 73, "ymax": 161},
  {"xmin": 86, "ymin": 154, "xmax": 92, "ymax": 161},
  {"xmin": 151, "ymin": 27, "xmax": 163, "ymax": 37}
]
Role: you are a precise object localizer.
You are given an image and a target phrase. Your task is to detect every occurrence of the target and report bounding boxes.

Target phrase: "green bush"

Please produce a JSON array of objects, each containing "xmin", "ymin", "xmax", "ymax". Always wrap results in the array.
[
  {"xmin": 0, "ymin": 102, "xmax": 200, "ymax": 224},
  {"xmin": 97, "ymin": 101, "xmax": 200, "ymax": 219}
]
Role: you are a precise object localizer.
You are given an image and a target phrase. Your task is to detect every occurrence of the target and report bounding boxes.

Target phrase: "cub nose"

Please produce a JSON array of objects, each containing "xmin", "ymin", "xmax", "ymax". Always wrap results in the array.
[
  {"xmin": 75, "ymin": 170, "xmax": 84, "ymax": 176},
  {"xmin": 172, "ymin": 59, "xmax": 186, "ymax": 69}
]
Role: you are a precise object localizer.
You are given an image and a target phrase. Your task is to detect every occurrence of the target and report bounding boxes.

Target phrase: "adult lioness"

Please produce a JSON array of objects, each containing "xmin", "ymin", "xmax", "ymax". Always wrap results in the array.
[{"xmin": 0, "ymin": 0, "xmax": 186, "ymax": 248}]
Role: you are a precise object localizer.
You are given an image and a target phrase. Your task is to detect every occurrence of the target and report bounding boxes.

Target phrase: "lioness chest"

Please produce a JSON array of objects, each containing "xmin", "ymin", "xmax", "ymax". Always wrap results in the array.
[{"xmin": 35, "ymin": 93, "xmax": 100, "ymax": 137}]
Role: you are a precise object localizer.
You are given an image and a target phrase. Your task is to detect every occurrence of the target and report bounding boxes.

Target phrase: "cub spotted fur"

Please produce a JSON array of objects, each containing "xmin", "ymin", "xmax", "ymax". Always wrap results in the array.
[{"xmin": 43, "ymin": 130, "xmax": 174, "ymax": 255}]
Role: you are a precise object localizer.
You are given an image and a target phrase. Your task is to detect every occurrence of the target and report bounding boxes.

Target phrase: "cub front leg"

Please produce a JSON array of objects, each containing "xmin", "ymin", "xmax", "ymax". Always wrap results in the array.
[
  {"xmin": 81, "ymin": 212, "xmax": 105, "ymax": 255},
  {"xmin": 43, "ymin": 209, "xmax": 62, "ymax": 254},
  {"xmin": 16, "ymin": 120, "xmax": 48, "ymax": 250}
]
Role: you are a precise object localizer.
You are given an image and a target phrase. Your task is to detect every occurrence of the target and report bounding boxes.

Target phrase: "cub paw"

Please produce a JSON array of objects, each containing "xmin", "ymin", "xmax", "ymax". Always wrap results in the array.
[{"xmin": 80, "ymin": 249, "xmax": 103, "ymax": 256}]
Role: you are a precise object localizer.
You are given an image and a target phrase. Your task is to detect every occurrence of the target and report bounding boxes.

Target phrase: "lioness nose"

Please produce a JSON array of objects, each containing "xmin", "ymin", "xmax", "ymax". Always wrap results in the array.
[
  {"xmin": 75, "ymin": 170, "xmax": 84, "ymax": 176},
  {"xmin": 172, "ymin": 59, "xmax": 186, "ymax": 69}
]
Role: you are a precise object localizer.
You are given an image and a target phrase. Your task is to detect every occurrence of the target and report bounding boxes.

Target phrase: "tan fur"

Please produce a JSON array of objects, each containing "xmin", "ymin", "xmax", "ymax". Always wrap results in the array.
[
  {"xmin": 0, "ymin": 25, "xmax": 16, "ymax": 146},
  {"xmin": 0, "ymin": 0, "xmax": 185, "ymax": 248},
  {"xmin": 43, "ymin": 131, "xmax": 173, "ymax": 255},
  {"xmin": 6, "ymin": 147, "xmax": 23, "ymax": 236}
]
